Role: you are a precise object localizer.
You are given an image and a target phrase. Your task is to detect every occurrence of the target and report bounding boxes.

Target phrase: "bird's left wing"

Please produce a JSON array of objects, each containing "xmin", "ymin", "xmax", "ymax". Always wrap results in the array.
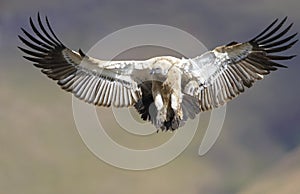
[
  {"xmin": 184, "ymin": 17, "xmax": 297, "ymax": 111},
  {"xmin": 18, "ymin": 14, "xmax": 153, "ymax": 107}
]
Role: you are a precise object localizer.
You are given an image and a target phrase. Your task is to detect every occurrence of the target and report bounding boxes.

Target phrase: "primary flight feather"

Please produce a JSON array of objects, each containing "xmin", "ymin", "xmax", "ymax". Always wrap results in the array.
[{"xmin": 19, "ymin": 14, "xmax": 298, "ymax": 131}]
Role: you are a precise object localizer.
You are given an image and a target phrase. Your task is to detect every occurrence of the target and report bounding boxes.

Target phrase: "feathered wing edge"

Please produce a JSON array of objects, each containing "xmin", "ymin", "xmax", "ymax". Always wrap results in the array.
[
  {"xmin": 197, "ymin": 17, "xmax": 297, "ymax": 111},
  {"xmin": 18, "ymin": 13, "xmax": 141, "ymax": 107}
]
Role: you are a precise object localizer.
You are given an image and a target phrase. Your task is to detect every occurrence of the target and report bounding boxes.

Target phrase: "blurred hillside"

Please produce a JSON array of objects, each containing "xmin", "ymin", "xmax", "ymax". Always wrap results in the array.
[
  {"xmin": 1, "ymin": 0, "xmax": 300, "ymax": 194},
  {"xmin": 238, "ymin": 147, "xmax": 300, "ymax": 194}
]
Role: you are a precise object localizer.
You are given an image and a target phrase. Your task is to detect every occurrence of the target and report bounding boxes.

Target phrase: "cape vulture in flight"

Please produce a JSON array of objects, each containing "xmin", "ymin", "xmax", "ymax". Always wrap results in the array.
[{"xmin": 19, "ymin": 14, "xmax": 297, "ymax": 131}]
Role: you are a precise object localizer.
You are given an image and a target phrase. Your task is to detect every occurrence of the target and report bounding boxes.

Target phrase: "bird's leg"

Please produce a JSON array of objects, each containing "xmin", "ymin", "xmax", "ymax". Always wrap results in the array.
[
  {"xmin": 165, "ymin": 67, "xmax": 183, "ymax": 120},
  {"xmin": 160, "ymin": 66, "xmax": 183, "ymax": 130},
  {"xmin": 152, "ymin": 81, "xmax": 167, "ymax": 129},
  {"xmin": 171, "ymin": 92, "xmax": 183, "ymax": 120}
]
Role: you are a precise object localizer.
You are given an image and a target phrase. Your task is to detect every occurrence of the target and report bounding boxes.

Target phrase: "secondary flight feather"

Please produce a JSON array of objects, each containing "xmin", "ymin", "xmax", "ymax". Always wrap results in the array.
[{"xmin": 18, "ymin": 14, "xmax": 298, "ymax": 131}]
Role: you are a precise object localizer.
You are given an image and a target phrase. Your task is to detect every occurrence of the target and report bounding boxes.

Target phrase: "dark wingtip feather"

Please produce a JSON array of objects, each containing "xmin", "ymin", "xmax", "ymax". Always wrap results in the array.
[
  {"xmin": 20, "ymin": 27, "xmax": 26, "ymax": 34},
  {"xmin": 78, "ymin": 49, "xmax": 86, "ymax": 57},
  {"xmin": 23, "ymin": 55, "xmax": 39, "ymax": 63},
  {"xmin": 18, "ymin": 34, "xmax": 49, "ymax": 53},
  {"xmin": 18, "ymin": 35, "xmax": 23, "ymax": 42},
  {"xmin": 262, "ymin": 32, "xmax": 298, "ymax": 48},
  {"xmin": 37, "ymin": 13, "xmax": 61, "ymax": 46},
  {"xmin": 45, "ymin": 15, "xmax": 64, "ymax": 46},
  {"xmin": 266, "ymin": 39, "xmax": 298, "ymax": 53},
  {"xmin": 249, "ymin": 17, "xmax": 298, "ymax": 60},
  {"xmin": 259, "ymin": 23, "xmax": 294, "ymax": 45},
  {"xmin": 283, "ymin": 16, "xmax": 288, "ymax": 22},
  {"xmin": 18, "ymin": 46, "xmax": 47, "ymax": 58},
  {"xmin": 274, "ymin": 63, "xmax": 288, "ymax": 68},
  {"xmin": 18, "ymin": 46, "xmax": 34, "ymax": 55},
  {"xmin": 255, "ymin": 17, "xmax": 288, "ymax": 43},
  {"xmin": 250, "ymin": 18, "xmax": 279, "ymax": 42},
  {"xmin": 268, "ymin": 54, "xmax": 297, "ymax": 60},
  {"xmin": 29, "ymin": 16, "xmax": 34, "ymax": 28}
]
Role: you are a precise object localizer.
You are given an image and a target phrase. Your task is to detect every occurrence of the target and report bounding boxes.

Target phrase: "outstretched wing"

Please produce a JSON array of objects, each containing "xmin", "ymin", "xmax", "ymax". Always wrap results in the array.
[
  {"xmin": 18, "ymin": 14, "xmax": 152, "ymax": 107},
  {"xmin": 185, "ymin": 17, "xmax": 297, "ymax": 111}
]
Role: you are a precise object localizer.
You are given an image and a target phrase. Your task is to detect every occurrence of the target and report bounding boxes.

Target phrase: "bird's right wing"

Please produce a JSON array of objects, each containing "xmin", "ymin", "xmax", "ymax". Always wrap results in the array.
[
  {"xmin": 18, "ymin": 14, "xmax": 156, "ymax": 107},
  {"xmin": 184, "ymin": 17, "xmax": 297, "ymax": 111}
]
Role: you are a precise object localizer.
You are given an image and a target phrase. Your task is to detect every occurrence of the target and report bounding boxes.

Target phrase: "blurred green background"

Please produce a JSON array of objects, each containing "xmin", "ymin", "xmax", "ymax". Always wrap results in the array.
[{"xmin": 1, "ymin": 0, "xmax": 300, "ymax": 193}]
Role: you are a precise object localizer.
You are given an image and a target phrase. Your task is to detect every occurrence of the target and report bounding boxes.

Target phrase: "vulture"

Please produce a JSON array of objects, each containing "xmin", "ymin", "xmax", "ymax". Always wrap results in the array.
[{"xmin": 18, "ymin": 14, "xmax": 297, "ymax": 131}]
